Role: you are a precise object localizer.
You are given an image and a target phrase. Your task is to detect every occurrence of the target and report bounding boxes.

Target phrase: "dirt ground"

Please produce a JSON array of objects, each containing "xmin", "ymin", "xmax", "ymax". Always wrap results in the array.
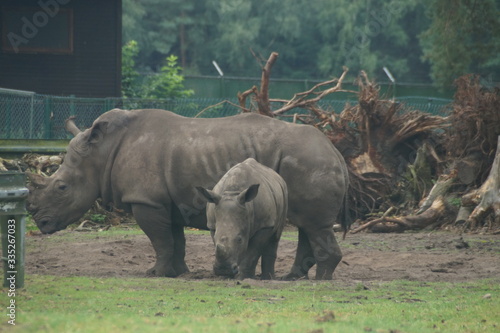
[{"xmin": 25, "ymin": 226, "xmax": 500, "ymax": 284}]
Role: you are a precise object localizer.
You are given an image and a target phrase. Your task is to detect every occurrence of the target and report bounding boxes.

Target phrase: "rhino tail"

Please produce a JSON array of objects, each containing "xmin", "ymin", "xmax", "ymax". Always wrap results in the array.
[
  {"xmin": 273, "ymin": 179, "xmax": 288, "ymax": 239},
  {"xmin": 341, "ymin": 189, "xmax": 352, "ymax": 240}
]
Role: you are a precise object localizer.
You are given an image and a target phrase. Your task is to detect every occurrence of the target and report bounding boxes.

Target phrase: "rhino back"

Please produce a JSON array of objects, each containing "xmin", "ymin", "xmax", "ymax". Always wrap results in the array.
[{"xmin": 100, "ymin": 109, "xmax": 345, "ymax": 229}]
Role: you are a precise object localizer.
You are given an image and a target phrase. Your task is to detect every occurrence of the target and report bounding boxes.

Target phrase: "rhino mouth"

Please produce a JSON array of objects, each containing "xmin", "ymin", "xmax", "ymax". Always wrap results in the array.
[
  {"xmin": 35, "ymin": 217, "xmax": 61, "ymax": 234},
  {"xmin": 213, "ymin": 261, "xmax": 239, "ymax": 277},
  {"xmin": 39, "ymin": 224, "xmax": 58, "ymax": 234}
]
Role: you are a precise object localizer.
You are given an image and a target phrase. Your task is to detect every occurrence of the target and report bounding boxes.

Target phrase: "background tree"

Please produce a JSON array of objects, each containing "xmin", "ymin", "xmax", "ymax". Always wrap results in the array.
[
  {"xmin": 122, "ymin": 0, "xmax": 194, "ymax": 71},
  {"xmin": 121, "ymin": 41, "xmax": 193, "ymax": 99},
  {"xmin": 144, "ymin": 55, "xmax": 194, "ymax": 99},
  {"xmin": 121, "ymin": 40, "xmax": 140, "ymax": 98},
  {"xmin": 420, "ymin": 0, "xmax": 500, "ymax": 88},
  {"xmin": 122, "ymin": 0, "xmax": 499, "ymax": 87}
]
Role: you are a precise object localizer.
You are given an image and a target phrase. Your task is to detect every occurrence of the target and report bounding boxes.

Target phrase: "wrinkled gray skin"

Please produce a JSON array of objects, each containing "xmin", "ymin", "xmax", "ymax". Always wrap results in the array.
[
  {"xmin": 196, "ymin": 158, "xmax": 287, "ymax": 280},
  {"xmin": 27, "ymin": 108, "xmax": 349, "ymax": 280}
]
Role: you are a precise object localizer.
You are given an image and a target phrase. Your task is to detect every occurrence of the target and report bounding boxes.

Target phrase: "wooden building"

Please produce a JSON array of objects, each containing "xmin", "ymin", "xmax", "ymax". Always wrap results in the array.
[{"xmin": 0, "ymin": 0, "xmax": 122, "ymax": 97}]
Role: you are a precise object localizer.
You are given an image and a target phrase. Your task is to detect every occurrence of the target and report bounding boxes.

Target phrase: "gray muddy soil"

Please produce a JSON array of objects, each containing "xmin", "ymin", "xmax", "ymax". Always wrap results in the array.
[{"xmin": 25, "ymin": 228, "xmax": 500, "ymax": 283}]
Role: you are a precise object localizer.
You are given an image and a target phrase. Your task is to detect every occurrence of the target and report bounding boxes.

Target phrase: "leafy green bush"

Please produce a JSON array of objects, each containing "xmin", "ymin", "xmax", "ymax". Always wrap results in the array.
[{"xmin": 121, "ymin": 40, "xmax": 193, "ymax": 99}]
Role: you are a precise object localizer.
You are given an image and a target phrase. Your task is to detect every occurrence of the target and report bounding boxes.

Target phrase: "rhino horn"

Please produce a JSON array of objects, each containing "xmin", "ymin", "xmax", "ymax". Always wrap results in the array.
[
  {"xmin": 27, "ymin": 172, "xmax": 49, "ymax": 188},
  {"xmin": 215, "ymin": 244, "xmax": 228, "ymax": 259},
  {"xmin": 65, "ymin": 116, "xmax": 81, "ymax": 136}
]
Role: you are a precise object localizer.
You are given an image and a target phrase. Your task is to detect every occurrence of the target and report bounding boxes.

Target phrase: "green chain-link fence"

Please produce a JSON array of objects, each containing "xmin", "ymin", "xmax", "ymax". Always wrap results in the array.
[{"xmin": 0, "ymin": 88, "xmax": 451, "ymax": 140}]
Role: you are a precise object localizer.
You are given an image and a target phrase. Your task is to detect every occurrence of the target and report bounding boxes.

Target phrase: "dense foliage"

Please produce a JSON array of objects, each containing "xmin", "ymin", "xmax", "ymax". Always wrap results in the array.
[
  {"xmin": 121, "ymin": 40, "xmax": 194, "ymax": 99},
  {"xmin": 123, "ymin": 0, "xmax": 500, "ymax": 88},
  {"xmin": 420, "ymin": 0, "xmax": 500, "ymax": 87}
]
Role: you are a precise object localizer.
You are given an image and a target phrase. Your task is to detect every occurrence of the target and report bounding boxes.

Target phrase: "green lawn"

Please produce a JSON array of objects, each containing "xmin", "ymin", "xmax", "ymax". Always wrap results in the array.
[
  {"xmin": 2, "ymin": 223, "xmax": 499, "ymax": 332},
  {"xmin": 1, "ymin": 275, "xmax": 498, "ymax": 332}
]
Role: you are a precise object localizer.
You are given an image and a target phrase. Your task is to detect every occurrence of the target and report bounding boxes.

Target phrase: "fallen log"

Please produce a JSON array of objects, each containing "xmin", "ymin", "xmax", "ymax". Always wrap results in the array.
[
  {"xmin": 455, "ymin": 205, "xmax": 473, "ymax": 225},
  {"xmin": 417, "ymin": 171, "xmax": 456, "ymax": 214}
]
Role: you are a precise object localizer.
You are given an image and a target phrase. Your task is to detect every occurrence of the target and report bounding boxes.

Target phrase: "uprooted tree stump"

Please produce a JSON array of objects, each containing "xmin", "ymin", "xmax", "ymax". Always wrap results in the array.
[
  {"xmin": 445, "ymin": 74, "xmax": 500, "ymax": 187},
  {"xmin": 327, "ymin": 72, "xmax": 447, "ymax": 219},
  {"xmin": 234, "ymin": 52, "xmax": 449, "ymax": 223},
  {"xmin": 461, "ymin": 135, "xmax": 500, "ymax": 229},
  {"xmin": 203, "ymin": 53, "xmax": 500, "ymax": 232}
]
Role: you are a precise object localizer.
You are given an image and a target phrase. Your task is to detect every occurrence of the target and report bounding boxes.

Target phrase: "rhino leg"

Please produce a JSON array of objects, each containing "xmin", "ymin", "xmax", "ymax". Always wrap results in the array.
[
  {"xmin": 282, "ymin": 228, "xmax": 315, "ymax": 280},
  {"xmin": 307, "ymin": 226, "xmax": 342, "ymax": 280},
  {"xmin": 260, "ymin": 234, "xmax": 280, "ymax": 280},
  {"xmin": 237, "ymin": 228, "xmax": 275, "ymax": 280},
  {"xmin": 171, "ymin": 223, "xmax": 189, "ymax": 275},
  {"xmin": 132, "ymin": 204, "xmax": 177, "ymax": 277},
  {"xmin": 236, "ymin": 251, "xmax": 259, "ymax": 280}
]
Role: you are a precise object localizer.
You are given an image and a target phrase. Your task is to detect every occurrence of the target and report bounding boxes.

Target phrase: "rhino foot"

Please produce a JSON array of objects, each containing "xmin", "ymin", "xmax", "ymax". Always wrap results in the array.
[
  {"xmin": 146, "ymin": 265, "xmax": 178, "ymax": 277},
  {"xmin": 259, "ymin": 272, "xmax": 274, "ymax": 280},
  {"xmin": 173, "ymin": 262, "xmax": 189, "ymax": 276},
  {"xmin": 280, "ymin": 272, "xmax": 309, "ymax": 281}
]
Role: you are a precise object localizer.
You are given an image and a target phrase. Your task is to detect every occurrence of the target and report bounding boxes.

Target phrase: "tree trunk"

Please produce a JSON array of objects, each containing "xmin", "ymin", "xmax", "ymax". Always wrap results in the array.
[{"xmin": 462, "ymin": 135, "xmax": 500, "ymax": 228}]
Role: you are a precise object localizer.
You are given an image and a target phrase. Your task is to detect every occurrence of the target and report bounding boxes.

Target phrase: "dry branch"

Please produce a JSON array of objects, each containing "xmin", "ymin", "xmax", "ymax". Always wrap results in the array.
[
  {"xmin": 237, "ymin": 52, "xmax": 279, "ymax": 116},
  {"xmin": 272, "ymin": 67, "xmax": 352, "ymax": 116},
  {"xmin": 387, "ymin": 112, "xmax": 448, "ymax": 151},
  {"xmin": 236, "ymin": 52, "xmax": 353, "ymax": 121},
  {"xmin": 351, "ymin": 196, "xmax": 448, "ymax": 233},
  {"xmin": 194, "ymin": 100, "xmax": 244, "ymax": 118},
  {"xmin": 257, "ymin": 52, "xmax": 278, "ymax": 117},
  {"xmin": 237, "ymin": 88, "xmax": 256, "ymax": 113}
]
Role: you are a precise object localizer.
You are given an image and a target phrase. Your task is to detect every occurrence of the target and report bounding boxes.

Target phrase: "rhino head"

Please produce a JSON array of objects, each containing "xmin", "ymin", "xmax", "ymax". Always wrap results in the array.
[
  {"xmin": 197, "ymin": 184, "xmax": 259, "ymax": 278},
  {"xmin": 27, "ymin": 110, "xmax": 129, "ymax": 234}
]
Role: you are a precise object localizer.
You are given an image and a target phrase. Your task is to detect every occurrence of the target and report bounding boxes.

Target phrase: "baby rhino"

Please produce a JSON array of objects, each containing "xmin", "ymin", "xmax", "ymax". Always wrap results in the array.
[{"xmin": 196, "ymin": 158, "xmax": 288, "ymax": 280}]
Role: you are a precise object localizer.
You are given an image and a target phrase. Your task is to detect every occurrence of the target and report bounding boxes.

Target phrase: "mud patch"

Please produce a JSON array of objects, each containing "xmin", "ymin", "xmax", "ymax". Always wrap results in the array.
[{"xmin": 25, "ymin": 229, "xmax": 500, "ymax": 283}]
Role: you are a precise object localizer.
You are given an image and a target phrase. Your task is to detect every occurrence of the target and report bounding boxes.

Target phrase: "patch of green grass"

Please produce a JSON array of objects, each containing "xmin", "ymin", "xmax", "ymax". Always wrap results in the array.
[
  {"xmin": 25, "ymin": 215, "xmax": 38, "ymax": 233},
  {"xmin": 26, "ymin": 228, "xmax": 145, "ymax": 247},
  {"xmin": 467, "ymin": 239, "xmax": 500, "ymax": 254},
  {"xmin": 89, "ymin": 214, "xmax": 107, "ymax": 223},
  {"xmin": 279, "ymin": 231, "xmax": 297, "ymax": 242},
  {"xmin": 448, "ymin": 197, "xmax": 462, "ymax": 207},
  {"xmin": 1, "ymin": 275, "xmax": 498, "ymax": 332}
]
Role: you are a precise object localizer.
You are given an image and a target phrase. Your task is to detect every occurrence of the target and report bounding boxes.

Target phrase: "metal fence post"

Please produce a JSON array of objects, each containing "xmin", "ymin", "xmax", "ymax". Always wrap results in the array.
[
  {"xmin": 70, "ymin": 94, "xmax": 76, "ymax": 117},
  {"xmin": 219, "ymin": 77, "xmax": 225, "ymax": 98},
  {"xmin": 5, "ymin": 98, "xmax": 12, "ymax": 139},
  {"xmin": 44, "ymin": 96, "xmax": 53, "ymax": 139},
  {"xmin": 105, "ymin": 98, "xmax": 115, "ymax": 111},
  {"xmin": 29, "ymin": 94, "xmax": 35, "ymax": 139},
  {"xmin": 0, "ymin": 172, "xmax": 29, "ymax": 288}
]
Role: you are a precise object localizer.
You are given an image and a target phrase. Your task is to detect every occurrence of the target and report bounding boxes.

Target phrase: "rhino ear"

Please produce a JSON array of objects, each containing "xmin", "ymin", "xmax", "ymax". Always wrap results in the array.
[
  {"xmin": 196, "ymin": 186, "xmax": 221, "ymax": 205},
  {"xmin": 237, "ymin": 184, "xmax": 260, "ymax": 205},
  {"xmin": 27, "ymin": 172, "xmax": 49, "ymax": 189},
  {"xmin": 65, "ymin": 116, "xmax": 81, "ymax": 137},
  {"xmin": 87, "ymin": 121, "xmax": 109, "ymax": 144}
]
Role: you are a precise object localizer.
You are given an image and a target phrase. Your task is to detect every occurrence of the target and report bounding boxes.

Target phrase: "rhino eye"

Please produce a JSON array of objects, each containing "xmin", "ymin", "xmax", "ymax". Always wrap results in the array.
[{"xmin": 57, "ymin": 183, "xmax": 68, "ymax": 191}]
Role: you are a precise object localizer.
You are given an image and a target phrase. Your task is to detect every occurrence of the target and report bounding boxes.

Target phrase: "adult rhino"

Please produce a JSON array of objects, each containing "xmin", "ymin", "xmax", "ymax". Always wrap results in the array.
[{"xmin": 27, "ymin": 108, "xmax": 349, "ymax": 280}]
